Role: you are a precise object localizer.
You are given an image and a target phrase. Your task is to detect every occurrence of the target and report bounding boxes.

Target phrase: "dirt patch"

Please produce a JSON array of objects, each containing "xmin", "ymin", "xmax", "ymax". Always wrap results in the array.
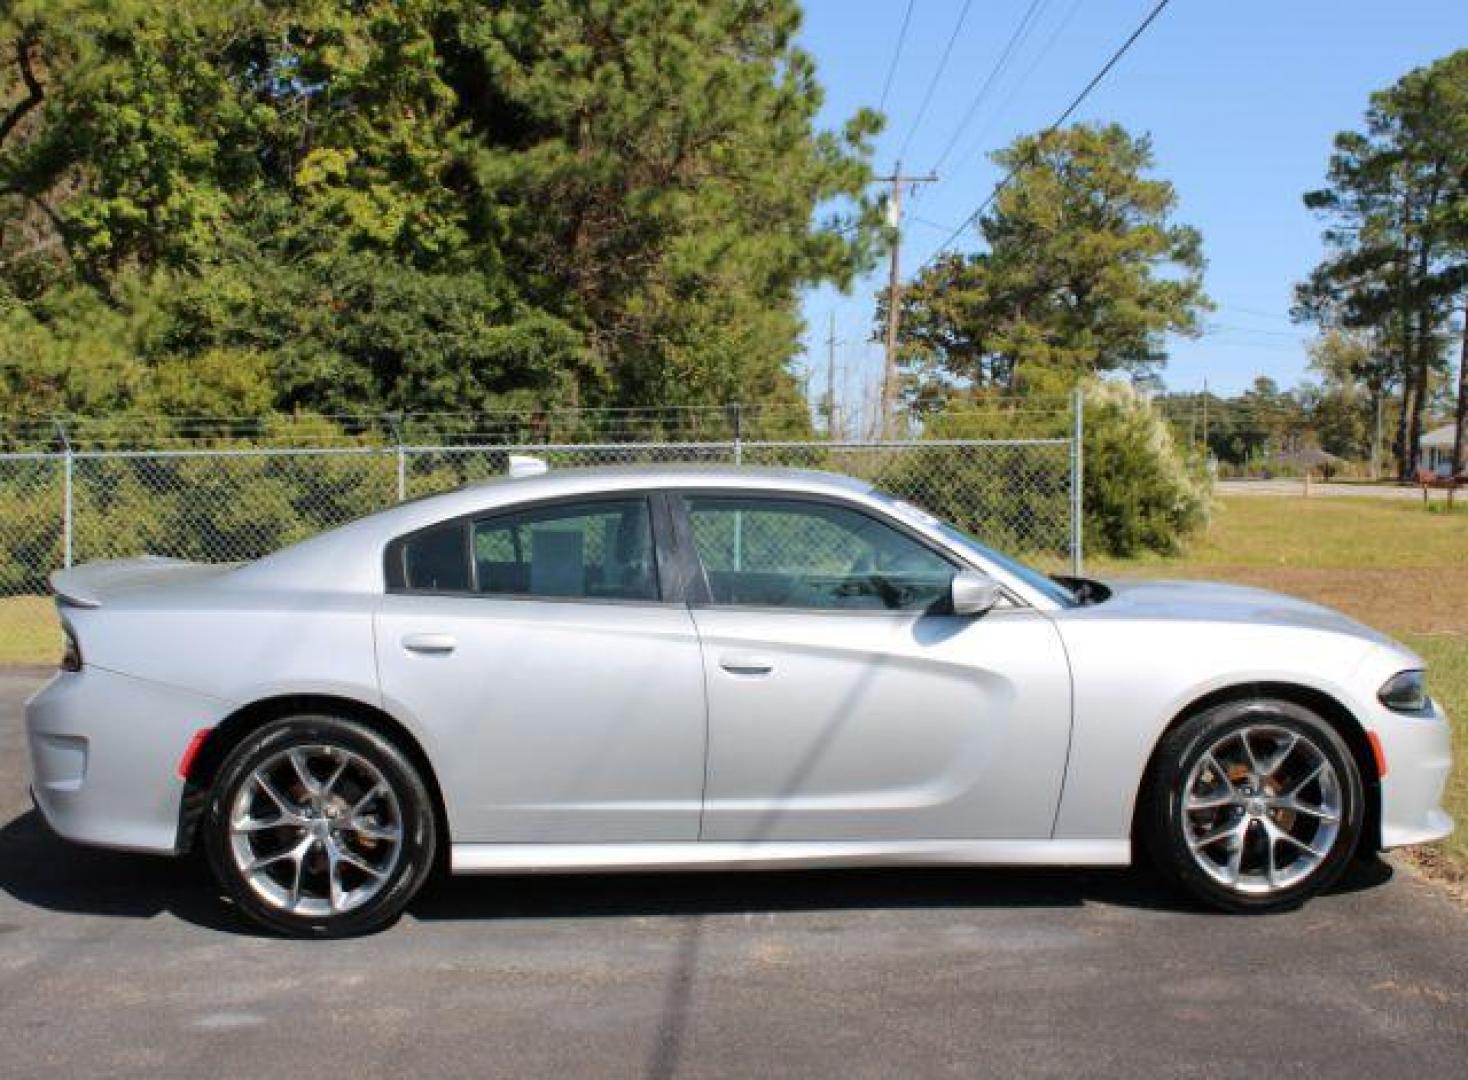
[{"xmin": 1107, "ymin": 565, "xmax": 1467, "ymax": 639}]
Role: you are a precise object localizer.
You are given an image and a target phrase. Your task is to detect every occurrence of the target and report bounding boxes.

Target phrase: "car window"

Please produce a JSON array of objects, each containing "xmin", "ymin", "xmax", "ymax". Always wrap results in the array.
[
  {"xmin": 471, "ymin": 498, "xmax": 658, "ymax": 601},
  {"xmin": 401, "ymin": 521, "xmax": 470, "ymax": 592},
  {"xmin": 873, "ymin": 491, "xmax": 1077, "ymax": 608},
  {"xmin": 684, "ymin": 496, "xmax": 953, "ymax": 611}
]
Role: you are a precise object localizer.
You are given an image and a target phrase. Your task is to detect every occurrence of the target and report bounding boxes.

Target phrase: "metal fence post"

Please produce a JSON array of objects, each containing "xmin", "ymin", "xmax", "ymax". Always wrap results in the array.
[
  {"xmin": 731, "ymin": 403, "xmax": 744, "ymax": 465},
  {"xmin": 54, "ymin": 419, "xmax": 73, "ymax": 568},
  {"xmin": 1070, "ymin": 387, "xmax": 1084, "ymax": 576},
  {"xmin": 386, "ymin": 414, "xmax": 406, "ymax": 502}
]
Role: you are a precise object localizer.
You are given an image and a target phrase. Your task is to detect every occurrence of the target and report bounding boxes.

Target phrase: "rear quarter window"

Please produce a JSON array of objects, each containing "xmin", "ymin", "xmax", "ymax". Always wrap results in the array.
[{"xmin": 396, "ymin": 522, "xmax": 469, "ymax": 592}]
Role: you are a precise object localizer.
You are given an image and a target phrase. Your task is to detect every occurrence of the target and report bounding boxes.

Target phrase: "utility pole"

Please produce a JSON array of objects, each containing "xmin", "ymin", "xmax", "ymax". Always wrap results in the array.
[
  {"xmin": 824, "ymin": 311, "xmax": 842, "ymax": 440},
  {"xmin": 877, "ymin": 163, "xmax": 937, "ymax": 439}
]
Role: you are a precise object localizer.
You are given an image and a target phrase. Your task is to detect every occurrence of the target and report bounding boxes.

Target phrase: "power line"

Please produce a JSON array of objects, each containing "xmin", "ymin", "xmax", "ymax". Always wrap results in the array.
[
  {"xmin": 908, "ymin": 213, "xmax": 959, "ymax": 233},
  {"xmin": 1205, "ymin": 324, "xmax": 1309, "ymax": 340},
  {"xmin": 894, "ymin": 0, "xmax": 976, "ymax": 163},
  {"xmin": 1216, "ymin": 304, "xmax": 1296, "ymax": 324},
  {"xmin": 929, "ymin": 0, "xmax": 1051, "ymax": 175},
  {"xmin": 921, "ymin": 0, "xmax": 1176, "ymax": 269},
  {"xmin": 962, "ymin": 0, "xmax": 1086, "ymax": 162},
  {"xmin": 876, "ymin": 0, "xmax": 917, "ymax": 114}
]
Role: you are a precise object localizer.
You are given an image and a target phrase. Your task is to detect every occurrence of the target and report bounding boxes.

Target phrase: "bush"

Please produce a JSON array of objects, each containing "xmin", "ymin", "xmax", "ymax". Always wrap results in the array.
[
  {"xmin": 903, "ymin": 379, "xmax": 1212, "ymax": 561},
  {"xmin": 1081, "ymin": 380, "xmax": 1212, "ymax": 557}
]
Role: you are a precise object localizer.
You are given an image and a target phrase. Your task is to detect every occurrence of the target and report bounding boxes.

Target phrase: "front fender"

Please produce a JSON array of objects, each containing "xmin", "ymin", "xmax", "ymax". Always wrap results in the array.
[{"xmin": 1050, "ymin": 617, "xmax": 1377, "ymax": 842}]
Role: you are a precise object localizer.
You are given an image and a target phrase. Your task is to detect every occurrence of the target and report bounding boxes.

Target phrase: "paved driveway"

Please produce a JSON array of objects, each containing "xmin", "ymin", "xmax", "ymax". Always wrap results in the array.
[
  {"xmin": 2, "ymin": 667, "xmax": 1465, "ymax": 1078},
  {"xmin": 1217, "ymin": 479, "xmax": 1438, "ymax": 500}
]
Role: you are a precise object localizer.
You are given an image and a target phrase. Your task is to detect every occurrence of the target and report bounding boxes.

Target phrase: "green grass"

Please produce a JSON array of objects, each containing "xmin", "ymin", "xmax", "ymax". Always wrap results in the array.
[
  {"xmin": 0, "ymin": 595, "xmax": 60, "ymax": 667},
  {"xmin": 1404, "ymin": 634, "xmax": 1468, "ymax": 878},
  {"xmin": 1095, "ymin": 495, "xmax": 1468, "ymax": 571}
]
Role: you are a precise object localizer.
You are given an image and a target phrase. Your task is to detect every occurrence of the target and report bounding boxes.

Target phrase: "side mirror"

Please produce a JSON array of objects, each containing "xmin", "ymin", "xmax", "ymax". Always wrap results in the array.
[{"xmin": 950, "ymin": 569, "xmax": 1001, "ymax": 616}]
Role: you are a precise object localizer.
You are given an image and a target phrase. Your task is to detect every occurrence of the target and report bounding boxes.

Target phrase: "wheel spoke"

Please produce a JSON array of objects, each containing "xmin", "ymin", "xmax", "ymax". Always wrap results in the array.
[
  {"xmin": 255, "ymin": 772, "xmax": 298, "ymax": 816},
  {"xmin": 288, "ymin": 749, "xmax": 320, "ymax": 795},
  {"xmin": 1185, "ymin": 790, "xmax": 1237, "ymax": 812},
  {"xmin": 1270, "ymin": 825, "xmax": 1327, "ymax": 861},
  {"xmin": 233, "ymin": 813, "xmax": 297, "ymax": 834},
  {"xmin": 1273, "ymin": 796, "xmax": 1339, "ymax": 823},
  {"xmin": 1223, "ymin": 821, "xmax": 1249, "ymax": 884},
  {"xmin": 1262, "ymin": 833, "xmax": 1278, "ymax": 889},
  {"xmin": 1286, "ymin": 761, "xmax": 1326, "ymax": 798},
  {"xmin": 325, "ymin": 843, "xmax": 347, "ymax": 913},
  {"xmin": 321, "ymin": 753, "xmax": 351, "ymax": 796},
  {"xmin": 1201, "ymin": 753, "xmax": 1236, "ymax": 795},
  {"xmin": 1258, "ymin": 734, "xmax": 1299, "ymax": 778},
  {"xmin": 344, "ymin": 817, "xmax": 400, "ymax": 842},
  {"xmin": 1238, "ymin": 731, "xmax": 1265, "ymax": 777},
  {"xmin": 351, "ymin": 782, "xmax": 388, "ymax": 815},
  {"xmin": 1189, "ymin": 818, "xmax": 1244, "ymax": 851},
  {"xmin": 245, "ymin": 835, "xmax": 313, "ymax": 874},
  {"xmin": 335, "ymin": 845, "xmax": 388, "ymax": 879},
  {"xmin": 287, "ymin": 839, "xmax": 312, "ymax": 909}
]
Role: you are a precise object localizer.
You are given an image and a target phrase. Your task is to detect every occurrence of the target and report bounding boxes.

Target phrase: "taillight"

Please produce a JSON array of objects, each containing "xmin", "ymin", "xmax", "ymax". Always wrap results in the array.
[{"xmin": 60, "ymin": 626, "xmax": 81, "ymax": 672}]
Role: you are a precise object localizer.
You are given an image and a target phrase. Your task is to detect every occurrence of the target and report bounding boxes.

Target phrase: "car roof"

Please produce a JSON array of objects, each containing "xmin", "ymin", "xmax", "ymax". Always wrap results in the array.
[
  {"xmin": 467, "ymin": 463, "xmax": 873, "ymax": 495},
  {"xmin": 231, "ymin": 465, "xmax": 880, "ymax": 592}
]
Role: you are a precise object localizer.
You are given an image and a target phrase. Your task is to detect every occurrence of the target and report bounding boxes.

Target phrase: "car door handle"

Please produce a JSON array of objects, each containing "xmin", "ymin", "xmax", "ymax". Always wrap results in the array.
[
  {"xmin": 719, "ymin": 653, "xmax": 775, "ymax": 676},
  {"xmin": 402, "ymin": 633, "xmax": 457, "ymax": 655}
]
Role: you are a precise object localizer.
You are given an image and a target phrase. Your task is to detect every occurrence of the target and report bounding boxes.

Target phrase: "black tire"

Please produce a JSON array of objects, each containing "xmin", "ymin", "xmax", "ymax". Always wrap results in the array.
[
  {"xmin": 203, "ymin": 713, "xmax": 437, "ymax": 937},
  {"xmin": 1141, "ymin": 699, "xmax": 1364, "ymax": 913}
]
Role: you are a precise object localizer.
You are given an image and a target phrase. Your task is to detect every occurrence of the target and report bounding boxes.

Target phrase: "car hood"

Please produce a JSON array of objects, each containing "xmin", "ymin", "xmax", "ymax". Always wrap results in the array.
[{"xmin": 1089, "ymin": 578, "xmax": 1395, "ymax": 647}]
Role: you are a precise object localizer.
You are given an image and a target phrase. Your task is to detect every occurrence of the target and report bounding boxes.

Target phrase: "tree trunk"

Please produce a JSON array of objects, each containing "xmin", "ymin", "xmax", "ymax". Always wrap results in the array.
[
  {"xmin": 1395, "ymin": 330, "xmax": 1417, "ymax": 480},
  {"xmin": 1407, "ymin": 321, "xmax": 1429, "ymax": 479},
  {"xmin": 1453, "ymin": 293, "xmax": 1468, "ymax": 477}
]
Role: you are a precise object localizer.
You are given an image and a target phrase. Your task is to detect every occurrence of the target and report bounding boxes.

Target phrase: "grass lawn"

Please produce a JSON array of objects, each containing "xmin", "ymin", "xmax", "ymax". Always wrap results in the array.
[
  {"xmin": 0, "ymin": 594, "xmax": 61, "ymax": 667},
  {"xmin": 1095, "ymin": 495, "xmax": 1468, "ymax": 882}
]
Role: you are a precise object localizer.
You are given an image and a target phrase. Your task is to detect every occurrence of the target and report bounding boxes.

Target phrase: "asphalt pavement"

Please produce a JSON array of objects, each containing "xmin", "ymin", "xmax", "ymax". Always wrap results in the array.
[
  {"xmin": 1216, "ymin": 479, "xmax": 1442, "ymax": 500},
  {"xmin": 1, "ymin": 666, "xmax": 1466, "ymax": 1078}
]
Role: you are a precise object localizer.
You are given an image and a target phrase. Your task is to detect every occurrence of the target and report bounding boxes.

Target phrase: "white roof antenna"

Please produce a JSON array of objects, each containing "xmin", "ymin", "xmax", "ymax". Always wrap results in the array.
[{"xmin": 507, "ymin": 454, "xmax": 550, "ymax": 479}]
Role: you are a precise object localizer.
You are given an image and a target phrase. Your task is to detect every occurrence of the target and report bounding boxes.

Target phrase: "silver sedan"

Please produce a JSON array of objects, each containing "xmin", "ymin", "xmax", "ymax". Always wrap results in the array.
[{"xmin": 25, "ymin": 465, "xmax": 1453, "ymax": 935}]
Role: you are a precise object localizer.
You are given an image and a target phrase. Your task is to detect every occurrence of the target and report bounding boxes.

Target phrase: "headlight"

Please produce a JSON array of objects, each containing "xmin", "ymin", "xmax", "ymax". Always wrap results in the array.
[{"xmin": 1378, "ymin": 669, "xmax": 1429, "ymax": 713}]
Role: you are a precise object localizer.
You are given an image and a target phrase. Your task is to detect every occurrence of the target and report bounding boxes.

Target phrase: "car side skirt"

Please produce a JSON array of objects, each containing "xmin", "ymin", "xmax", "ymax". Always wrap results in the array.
[{"xmin": 450, "ymin": 838, "xmax": 1130, "ymax": 874}]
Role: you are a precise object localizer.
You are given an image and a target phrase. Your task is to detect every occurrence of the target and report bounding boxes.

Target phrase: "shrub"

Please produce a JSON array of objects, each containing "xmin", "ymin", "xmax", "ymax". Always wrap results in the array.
[
  {"xmin": 1080, "ymin": 380, "xmax": 1212, "ymax": 557},
  {"xmin": 901, "ymin": 379, "xmax": 1212, "ymax": 562}
]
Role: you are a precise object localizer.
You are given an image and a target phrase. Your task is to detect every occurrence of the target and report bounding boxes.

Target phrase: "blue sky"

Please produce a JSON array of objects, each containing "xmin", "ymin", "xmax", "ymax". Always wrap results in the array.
[{"xmin": 794, "ymin": 0, "xmax": 1464, "ymax": 407}]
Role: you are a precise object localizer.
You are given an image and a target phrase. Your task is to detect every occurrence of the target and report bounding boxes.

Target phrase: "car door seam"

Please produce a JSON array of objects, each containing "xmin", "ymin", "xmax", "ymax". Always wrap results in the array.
[{"xmin": 1045, "ymin": 613, "xmax": 1080, "ymax": 841}]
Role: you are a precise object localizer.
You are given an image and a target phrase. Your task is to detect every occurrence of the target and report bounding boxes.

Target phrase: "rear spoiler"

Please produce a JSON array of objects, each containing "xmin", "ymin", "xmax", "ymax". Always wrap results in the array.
[{"xmin": 49, "ymin": 556, "xmax": 200, "ymax": 609}]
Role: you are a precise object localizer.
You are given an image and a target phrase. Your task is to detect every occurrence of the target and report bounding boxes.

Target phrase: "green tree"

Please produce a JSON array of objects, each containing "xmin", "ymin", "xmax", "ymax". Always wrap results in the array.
[
  {"xmin": 1299, "ymin": 329, "xmax": 1379, "ymax": 465},
  {"xmin": 890, "ymin": 123, "xmax": 1209, "ymax": 407},
  {"xmin": 0, "ymin": 0, "xmax": 882, "ymax": 420},
  {"xmin": 1296, "ymin": 50, "xmax": 1468, "ymax": 478}
]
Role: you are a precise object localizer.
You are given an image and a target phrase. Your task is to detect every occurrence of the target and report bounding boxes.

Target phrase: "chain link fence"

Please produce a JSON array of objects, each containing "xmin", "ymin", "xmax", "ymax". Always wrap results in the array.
[{"xmin": 0, "ymin": 432, "xmax": 1079, "ymax": 656}]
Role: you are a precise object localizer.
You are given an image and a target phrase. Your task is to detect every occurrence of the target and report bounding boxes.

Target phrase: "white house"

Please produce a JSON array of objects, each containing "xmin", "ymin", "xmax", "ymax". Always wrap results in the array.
[{"xmin": 1421, "ymin": 423, "xmax": 1461, "ymax": 476}]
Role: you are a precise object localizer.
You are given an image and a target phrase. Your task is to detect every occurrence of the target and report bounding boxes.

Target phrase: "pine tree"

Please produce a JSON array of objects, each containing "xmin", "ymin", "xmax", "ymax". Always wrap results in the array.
[
  {"xmin": 890, "ymin": 123, "xmax": 1208, "ymax": 408},
  {"xmin": 1297, "ymin": 50, "xmax": 1468, "ymax": 479}
]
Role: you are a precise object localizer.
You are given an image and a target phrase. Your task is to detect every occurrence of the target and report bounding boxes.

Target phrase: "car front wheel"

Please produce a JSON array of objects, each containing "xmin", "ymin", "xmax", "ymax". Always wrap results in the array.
[
  {"xmin": 203, "ymin": 714, "xmax": 437, "ymax": 937},
  {"xmin": 1143, "ymin": 699, "xmax": 1364, "ymax": 913}
]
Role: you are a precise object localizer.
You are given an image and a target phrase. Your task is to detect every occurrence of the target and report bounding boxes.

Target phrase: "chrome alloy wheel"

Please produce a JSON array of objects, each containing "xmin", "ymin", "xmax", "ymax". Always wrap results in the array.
[
  {"xmin": 227, "ymin": 745, "xmax": 403, "ymax": 918},
  {"xmin": 1181, "ymin": 724, "xmax": 1343, "ymax": 896}
]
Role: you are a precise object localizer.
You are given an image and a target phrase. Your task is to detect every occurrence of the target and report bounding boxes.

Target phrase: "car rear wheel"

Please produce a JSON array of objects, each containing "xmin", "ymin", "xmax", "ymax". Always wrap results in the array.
[
  {"xmin": 203, "ymin": 714, "xmax": 437, "ymax": 937},
  {"xmin": 1143, "ymin": 699, "xmax": 1364, "ymax": 913}
]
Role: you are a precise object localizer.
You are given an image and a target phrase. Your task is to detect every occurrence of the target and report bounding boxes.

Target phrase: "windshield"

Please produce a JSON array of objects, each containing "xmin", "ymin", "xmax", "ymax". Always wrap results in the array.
[{"xmin": 874, "ymin": 494, "xmax": 1079, "ymax": 609}]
